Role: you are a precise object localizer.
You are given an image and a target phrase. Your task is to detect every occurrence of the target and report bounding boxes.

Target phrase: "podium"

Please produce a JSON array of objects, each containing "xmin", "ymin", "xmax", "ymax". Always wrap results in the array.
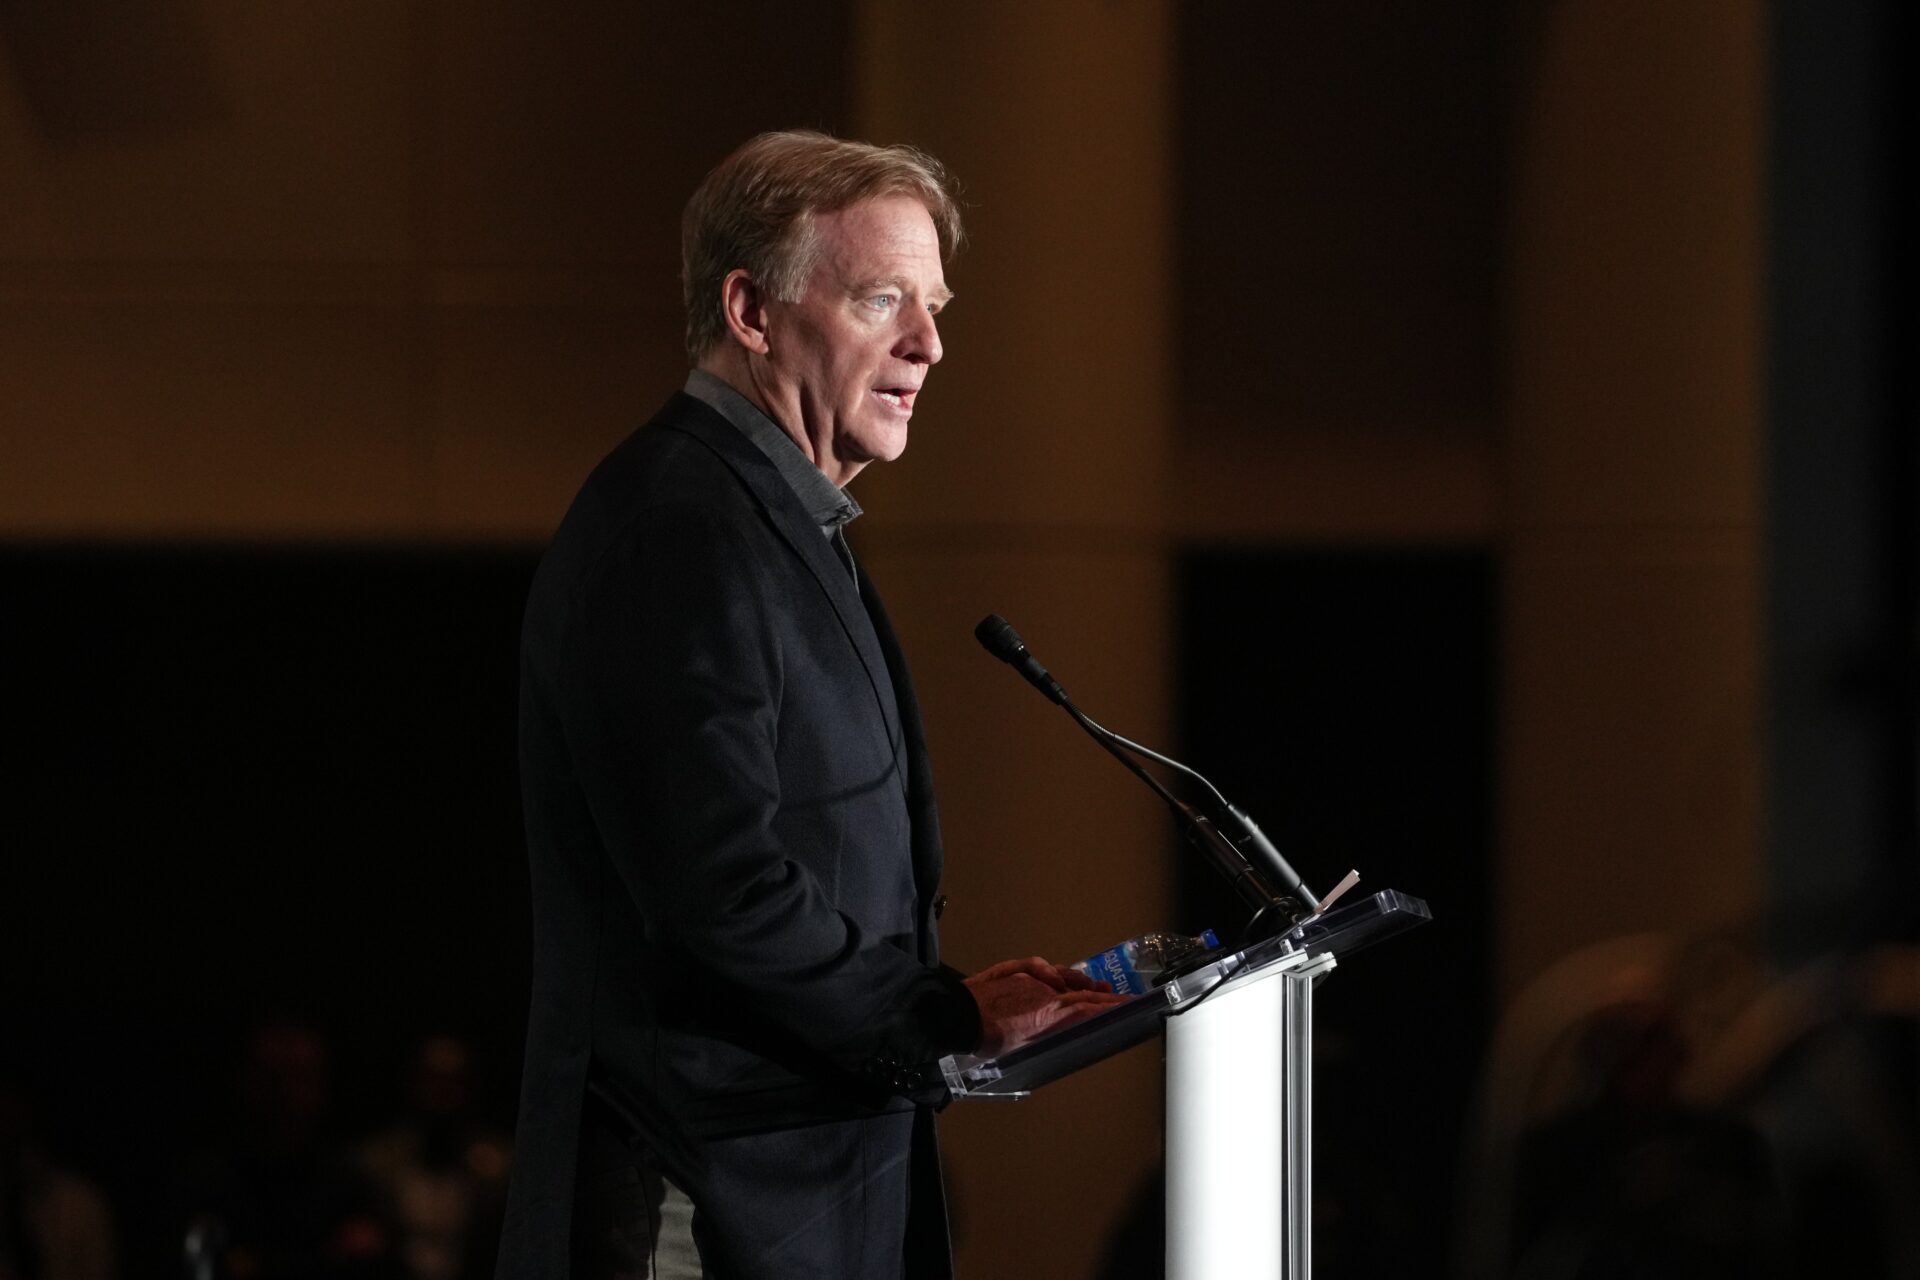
[{"xmin": 939, "ymin": 888, "xmax": 1430, "ymax": 1280}]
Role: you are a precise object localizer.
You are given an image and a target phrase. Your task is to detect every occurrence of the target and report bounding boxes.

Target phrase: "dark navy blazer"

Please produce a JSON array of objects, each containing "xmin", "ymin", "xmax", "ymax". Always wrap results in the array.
[{"xmin": 496, "ymin": 393, "xmax": 975, "ymax": 1278}]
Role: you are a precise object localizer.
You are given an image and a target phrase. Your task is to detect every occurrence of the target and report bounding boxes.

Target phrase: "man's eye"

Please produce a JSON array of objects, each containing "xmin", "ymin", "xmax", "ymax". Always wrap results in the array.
[{"xmin": 868, "ymin": 295, "xmax": 897, "ymax": 310}]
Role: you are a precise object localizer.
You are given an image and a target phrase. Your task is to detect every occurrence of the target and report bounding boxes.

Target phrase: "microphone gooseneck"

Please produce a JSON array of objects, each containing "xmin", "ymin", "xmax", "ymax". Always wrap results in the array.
[{"xmin": 973, "ymin": 613, "xmax": 1320, "ymax": 931}]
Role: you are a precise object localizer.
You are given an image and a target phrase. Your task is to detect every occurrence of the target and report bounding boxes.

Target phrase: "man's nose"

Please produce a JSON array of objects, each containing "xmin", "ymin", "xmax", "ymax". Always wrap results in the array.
[{"xmin": 898, "ymin": 307, "xmax": 943, "ymax": 366}]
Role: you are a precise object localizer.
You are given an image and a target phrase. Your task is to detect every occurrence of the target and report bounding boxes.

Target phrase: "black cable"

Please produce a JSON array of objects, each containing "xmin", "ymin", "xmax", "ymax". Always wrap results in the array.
[
  {"xmin": 1166, "ymin": 965, "xmax": 1238, "ymax": 1016},
  {"xmin": 1167, "ymin": 929, "xmax": 1320, "ymax": 1020}
]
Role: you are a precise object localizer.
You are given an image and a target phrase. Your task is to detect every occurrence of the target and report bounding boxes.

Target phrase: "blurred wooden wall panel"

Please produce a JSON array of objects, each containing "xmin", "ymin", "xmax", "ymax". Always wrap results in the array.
[
  {"xmin": 1172, "ymin": 0, "xmax": 1505, "ymax": 546},
  {"xmin": 0, "ymin": 2, "xmax": 853, "ymax": 540},
  {"xmin": 0, "ymin": 290, "xmax": 420, "ymax": 535},
  {"xmin": 0, "ymin": 1, "xmax": 413, "ymax": 263},
  {"xmin": 422, "ymin": 284, "xmax": 676, "ymax": 535},
  {"xmin": 1499, "ymin": 0, "xmax": 1765, "ymax": 993}
]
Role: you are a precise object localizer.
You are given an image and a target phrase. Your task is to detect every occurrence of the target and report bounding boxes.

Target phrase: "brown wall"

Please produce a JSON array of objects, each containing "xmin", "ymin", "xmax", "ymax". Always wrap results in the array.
[
  {"xmin": 0, "ymin": 3, "xmax": 849, "ymax": 538},
  {"xmin": 1174, "ymin": 0, "xmax": 1506, "ymax": 545},
  {"xmin": 1498, "ymin": 1, "xmax": 1765, "ymax": 994}
]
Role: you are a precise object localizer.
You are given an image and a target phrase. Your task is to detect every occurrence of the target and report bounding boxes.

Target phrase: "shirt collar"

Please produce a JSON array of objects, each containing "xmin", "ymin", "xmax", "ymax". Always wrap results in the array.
[{"xmin": 683, "ymin": 369, "xmax": 862, "ymax": 535}]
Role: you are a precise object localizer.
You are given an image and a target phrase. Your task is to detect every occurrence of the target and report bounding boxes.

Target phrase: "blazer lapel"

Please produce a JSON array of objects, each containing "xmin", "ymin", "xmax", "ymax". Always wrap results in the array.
[
  {"xmin": 860, "ymin": 573, "xmax": 945, "ymax": 949},
  {"xmin": 657, "ymin": 396, "xmax": 904, "ymax": 762}
]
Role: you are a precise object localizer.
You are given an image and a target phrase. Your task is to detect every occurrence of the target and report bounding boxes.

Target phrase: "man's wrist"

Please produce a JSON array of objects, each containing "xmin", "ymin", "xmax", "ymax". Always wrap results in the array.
[{"xmin": 930, "ymin": 964, "xmax": 984, "ymax": 1055}]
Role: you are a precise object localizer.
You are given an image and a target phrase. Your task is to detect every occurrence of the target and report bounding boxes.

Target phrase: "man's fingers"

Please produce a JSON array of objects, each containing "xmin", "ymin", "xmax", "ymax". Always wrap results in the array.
[
  {"xmin": 1056, "ymin": 965, "xmax": 1103, "ymax": 992},
  {"xmin": 1028, "ymin": 963, "xmax": 1081, "ymax": 993},
  {"xmin": 970, "ymin": 974, "xmax": 1135, "ymax": 1056},
  {"xmin": 1023, "ymin": 958, "xmax": 1109, "ymax": 994},
  {"xmin": 1059, "ymin": 988, "xmax": 1133, "ymax": 1007},
  {"xmin": 1038, "ymin": 992, "xmax": 1130, "ymax": 1033},
  {"xmin": 1042, "ymin": 989, "xmax": 1133, "ymax": 1026},
  {"xmin": 972, "ymin": 956, "xmax": 1078, "ymax": 991},
  {"xmin": 969, "ymin": 956, "xmax": 1042, "ymax": 983}
]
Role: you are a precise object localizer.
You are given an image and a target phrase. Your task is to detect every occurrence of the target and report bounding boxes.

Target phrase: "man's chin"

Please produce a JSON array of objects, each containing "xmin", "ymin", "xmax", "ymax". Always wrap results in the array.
[{"xmin": 845, "ymin": 426, "xmax": 911, "ymax": 471}]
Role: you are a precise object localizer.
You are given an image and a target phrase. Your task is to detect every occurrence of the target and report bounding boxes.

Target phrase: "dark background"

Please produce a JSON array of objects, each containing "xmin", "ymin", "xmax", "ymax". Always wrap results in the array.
[
  {"xmin": 1179, "ymin": 551, "xmax": 1495, "ymax": 1270},
  {"xmin": 1, "ymin": 548, "xmax": 1495, "ymax": 1272},
  {"xmin": 1, "ymin": 0, "xmax": 1913, "ymax": 1276},
  {"xmin": 1, "ymin": 547, "xmax": 538, "ymax": 1261}
]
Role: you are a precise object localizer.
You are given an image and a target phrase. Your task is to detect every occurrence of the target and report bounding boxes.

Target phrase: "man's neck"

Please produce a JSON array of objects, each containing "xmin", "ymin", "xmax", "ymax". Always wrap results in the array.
[{"xmin": 694, "ymin": 350, "xmax": 865, "ymax": 486}]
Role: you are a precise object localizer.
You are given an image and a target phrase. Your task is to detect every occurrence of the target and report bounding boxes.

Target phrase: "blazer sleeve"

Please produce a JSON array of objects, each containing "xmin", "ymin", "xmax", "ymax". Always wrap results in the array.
[{"xmin": 553, "ymin": 504, "xmax": 980, "ymax": 1078}]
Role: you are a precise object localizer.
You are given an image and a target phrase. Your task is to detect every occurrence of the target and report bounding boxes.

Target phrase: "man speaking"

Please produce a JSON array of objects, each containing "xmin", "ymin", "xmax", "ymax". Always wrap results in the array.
[{"xmin": 497, "ymin": 131, "xmax": 1125, "ymax": 1278}]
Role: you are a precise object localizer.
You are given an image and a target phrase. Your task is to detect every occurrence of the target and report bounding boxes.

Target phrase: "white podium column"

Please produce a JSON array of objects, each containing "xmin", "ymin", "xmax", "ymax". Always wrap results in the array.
[{"xmin": 1165, "ymin": 952, "xmax": 1332, "ymax": 1280}]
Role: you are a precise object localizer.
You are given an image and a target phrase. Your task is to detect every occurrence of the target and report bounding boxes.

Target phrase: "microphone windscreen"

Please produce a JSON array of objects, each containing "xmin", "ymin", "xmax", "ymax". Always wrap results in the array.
[{"xmin": 974, "ymin": 613, "xmax": 1026, "ymax": 662}]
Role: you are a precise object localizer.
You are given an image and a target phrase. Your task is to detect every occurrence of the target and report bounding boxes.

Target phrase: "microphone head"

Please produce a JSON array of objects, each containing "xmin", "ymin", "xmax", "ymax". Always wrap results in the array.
[{"xmin": 974, "ymin": 613, "xmax": 1028, "ymax": 663}]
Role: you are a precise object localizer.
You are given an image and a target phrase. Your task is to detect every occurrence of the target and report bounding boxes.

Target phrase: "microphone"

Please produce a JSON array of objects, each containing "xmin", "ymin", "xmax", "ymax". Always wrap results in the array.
[
  {"xmin": 974, "ymin": 614, "xmax": 1068, "ymax": 705},
  {"xmin": 974, "ymin": 613, "xmax": 1321, "ymax": 931}
]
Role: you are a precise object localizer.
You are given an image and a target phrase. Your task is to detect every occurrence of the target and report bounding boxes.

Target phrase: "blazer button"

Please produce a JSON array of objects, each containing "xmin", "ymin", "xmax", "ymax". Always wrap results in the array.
[{"xmin": 933, "ymin": 894, "xmax": 949, "ymax": 920}]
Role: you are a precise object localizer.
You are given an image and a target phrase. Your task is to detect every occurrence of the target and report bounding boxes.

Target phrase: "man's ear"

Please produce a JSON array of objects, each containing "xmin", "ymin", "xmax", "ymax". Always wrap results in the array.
[{"xmin": 720, "ymin": 269, "xmax": 772, "ymax": 355}]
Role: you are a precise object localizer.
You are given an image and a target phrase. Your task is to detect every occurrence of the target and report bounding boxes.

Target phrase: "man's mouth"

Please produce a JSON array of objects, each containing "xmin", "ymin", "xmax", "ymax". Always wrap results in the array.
[{"xmin": 874, "ymin": 387, "xmax": 917, "ymax": 411}]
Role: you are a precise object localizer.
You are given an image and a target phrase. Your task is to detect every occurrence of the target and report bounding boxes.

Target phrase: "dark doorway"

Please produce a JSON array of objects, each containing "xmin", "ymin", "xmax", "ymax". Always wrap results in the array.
[
  {"xmin": 1, "ymin": 544, "xmax": 539, "ymax": 1276},
  {"xmin": 1177, "ymin": 549, "xmax": 1495, "ymax": 1277}
]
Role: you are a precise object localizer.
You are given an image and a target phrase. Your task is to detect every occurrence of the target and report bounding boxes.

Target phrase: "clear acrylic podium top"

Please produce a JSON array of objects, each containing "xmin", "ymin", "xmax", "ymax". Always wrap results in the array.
[{"xmin": 940, "ymin": 887, "xmax": 1432, "ymax": 1099}]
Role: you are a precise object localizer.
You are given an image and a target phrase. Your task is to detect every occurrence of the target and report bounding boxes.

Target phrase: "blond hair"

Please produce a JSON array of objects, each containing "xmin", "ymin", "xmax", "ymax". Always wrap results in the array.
[{"xmin": 680, "ymin": 130, "xmax": 963, "ymax": 361}]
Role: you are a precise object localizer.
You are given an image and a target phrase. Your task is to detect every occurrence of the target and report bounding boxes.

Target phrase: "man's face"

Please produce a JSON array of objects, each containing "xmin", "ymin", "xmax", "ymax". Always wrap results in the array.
[{"xmin": 757, "ymin": 194, "xmax": 949, "ymax": 485}]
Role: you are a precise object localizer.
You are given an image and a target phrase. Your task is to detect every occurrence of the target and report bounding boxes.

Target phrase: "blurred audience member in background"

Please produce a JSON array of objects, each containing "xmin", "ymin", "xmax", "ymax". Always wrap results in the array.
[
  {"xmin": 1464, "ymin": 936, "xmax": 1920, "ymax": 1280},
  {"xmin": 0, "ymin": 1075, "xmax": 115, "ymax": 1280},
  {"xmin": 1510, "ymin": 983, "xmax": 1786, "ymax": 1278},
  {"xmin": 357, "ymin": 1035, "xmax": 509, "ymax": 1280},
  {"xmin": 177, "ymin": 1020, "xmax": 397, "ymax": 1280}
]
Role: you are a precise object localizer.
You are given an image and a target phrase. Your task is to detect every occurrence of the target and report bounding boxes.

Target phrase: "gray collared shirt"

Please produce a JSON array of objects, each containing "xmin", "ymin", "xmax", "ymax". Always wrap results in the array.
[{"xmin": 684, "ymin": 369, "xmax": 862, "ymax": 539}]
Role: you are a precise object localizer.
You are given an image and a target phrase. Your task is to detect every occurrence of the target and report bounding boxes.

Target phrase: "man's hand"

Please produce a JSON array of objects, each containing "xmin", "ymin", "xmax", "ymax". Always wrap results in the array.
[{"xmin": 963, "ymin": 956, "xmax": 1133, "ymax": 1058}]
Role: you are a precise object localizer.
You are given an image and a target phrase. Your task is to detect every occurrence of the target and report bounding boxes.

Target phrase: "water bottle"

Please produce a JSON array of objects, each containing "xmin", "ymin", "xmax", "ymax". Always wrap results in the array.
[{"xmin": 1072, "ymin": 928, "xmax": 1221, "ymax": 996}]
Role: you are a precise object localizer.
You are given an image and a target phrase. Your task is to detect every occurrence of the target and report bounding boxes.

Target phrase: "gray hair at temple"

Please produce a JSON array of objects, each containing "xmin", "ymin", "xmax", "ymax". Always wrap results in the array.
[{"xmin": 680, "ymin": 130, "xmax": 964, "ymax": 362}]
